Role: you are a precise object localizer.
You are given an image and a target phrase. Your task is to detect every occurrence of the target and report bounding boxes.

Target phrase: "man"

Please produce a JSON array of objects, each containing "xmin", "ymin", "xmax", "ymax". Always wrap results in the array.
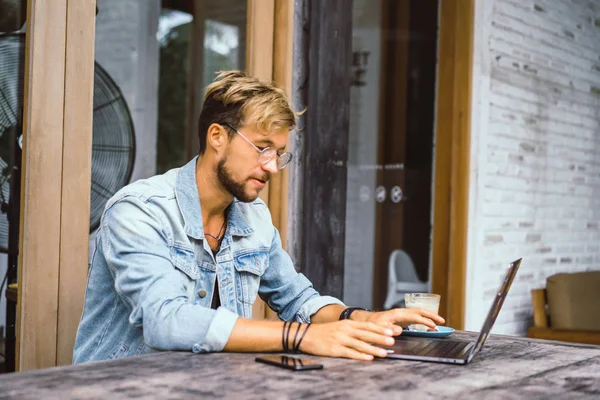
[{"xmin": 73, "ymin": 71, "xmax": 443, "ymax": 363}]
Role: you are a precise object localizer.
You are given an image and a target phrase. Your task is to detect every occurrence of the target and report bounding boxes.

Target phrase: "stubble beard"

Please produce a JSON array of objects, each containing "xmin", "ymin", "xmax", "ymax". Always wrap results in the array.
[{"xmin": 216, "ymin": 157, "xmax": 259, "ymax": 203}]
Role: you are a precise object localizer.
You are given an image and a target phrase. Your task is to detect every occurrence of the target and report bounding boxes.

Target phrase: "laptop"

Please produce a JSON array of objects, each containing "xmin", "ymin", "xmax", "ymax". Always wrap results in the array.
[{"xmin": 382, "ymin": 258, "xmax": 522, "ymax": 365}]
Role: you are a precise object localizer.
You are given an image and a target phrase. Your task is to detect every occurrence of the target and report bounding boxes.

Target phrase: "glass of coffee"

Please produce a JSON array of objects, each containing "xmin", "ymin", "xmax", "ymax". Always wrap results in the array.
[{"xmin": 404, "ymin": 293, "xmax": 441, "ymax": 331}]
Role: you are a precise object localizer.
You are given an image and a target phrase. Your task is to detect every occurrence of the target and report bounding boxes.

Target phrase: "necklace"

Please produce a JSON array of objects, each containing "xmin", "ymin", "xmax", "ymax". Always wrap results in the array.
[{"xmin": 205, "ymin": 218, "xmax": 227, "ymax": 241}]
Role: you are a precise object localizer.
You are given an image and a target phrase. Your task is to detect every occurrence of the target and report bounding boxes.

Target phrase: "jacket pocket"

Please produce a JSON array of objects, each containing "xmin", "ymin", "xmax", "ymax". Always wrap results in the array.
[
  {"xmin": 233, "ymin": 251, "xmax": 268, "ymax": 304},
  {"xmin": 170, "ymin": 245, "xmax": 200, "ymax": 280}
]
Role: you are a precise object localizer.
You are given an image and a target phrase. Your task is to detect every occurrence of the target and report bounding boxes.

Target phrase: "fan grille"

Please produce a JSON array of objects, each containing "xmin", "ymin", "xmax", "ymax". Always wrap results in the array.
[
  {"xmin": 0, "ymin": 34, "xmax": 24, "ymax": 251},
  {"xmin": 90, "ymin": 63, "xmax": 135, "ymax": 231},
  {"xmin": 0, "ymin": 33, "xmax": 135, "ymax": 247}
]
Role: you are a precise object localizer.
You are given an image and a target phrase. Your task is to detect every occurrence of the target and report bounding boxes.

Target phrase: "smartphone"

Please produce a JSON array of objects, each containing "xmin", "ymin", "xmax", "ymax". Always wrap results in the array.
[{"xmin": 255, "ymin": 355, "xmax": 324, "ymax": 371}]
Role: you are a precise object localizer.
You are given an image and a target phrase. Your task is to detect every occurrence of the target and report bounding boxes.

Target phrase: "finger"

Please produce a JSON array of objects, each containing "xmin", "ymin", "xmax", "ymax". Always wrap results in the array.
[
  {"xmin": 413, "ymin": 316, "xmax": 437, "ymax": 329},
  {"xmin": 369, "ymin": 319, "xmax": 403, "ymax": 336},
  {"xmin": 350, "ymin": 321, "xmax": 395, "ymax": 336},
  {"xmin": 351, "ymin": 329, "xmax": 396, "ymax": 347},
  {"xmin": 416, "ymin": 309, "xmax": 445, "ymax": 324},
  {"xmin": 341, "ymin": 347, "xmax": 374, "ymax": 361},
  {"xmin": 400, "ymin": 308, "xmax": 445, "ymax": 325},
  {"xmin": 344, "ymin": 337, "xmax": 389, "ymax": 359}
]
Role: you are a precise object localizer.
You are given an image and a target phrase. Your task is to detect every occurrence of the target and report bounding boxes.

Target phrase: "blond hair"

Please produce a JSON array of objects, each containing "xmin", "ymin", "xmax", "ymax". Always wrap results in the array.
[{"xmin": 197, "ymin": 70, "xmax": 297, "ymax": 154}]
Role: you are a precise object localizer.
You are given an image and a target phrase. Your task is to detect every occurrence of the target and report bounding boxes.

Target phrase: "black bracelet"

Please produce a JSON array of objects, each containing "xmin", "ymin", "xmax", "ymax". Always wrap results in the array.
[
  {"xmin": 339, "ymin": 307, "xmax": 369, "ymax": 320},
  {"xmin": 292, "ymin": 322, "xmax": 302, "ymax": 351},
  {"xmin": 294, "ymin": 323, "xmax": 311, "ymax": 353},
  {"xmin": 285, "ymin": 321, "xmax": 294, "ymax": 353},
  {"xmin": 282, "ymin": 321, "xmax": 289, "ymax": 353}
]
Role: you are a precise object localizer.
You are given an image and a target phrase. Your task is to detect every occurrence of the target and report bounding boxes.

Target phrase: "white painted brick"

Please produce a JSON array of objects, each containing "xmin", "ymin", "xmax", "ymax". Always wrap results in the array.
[{"xmin": 467, "ymin": 0, "xmax": 600, "ymax": 336}]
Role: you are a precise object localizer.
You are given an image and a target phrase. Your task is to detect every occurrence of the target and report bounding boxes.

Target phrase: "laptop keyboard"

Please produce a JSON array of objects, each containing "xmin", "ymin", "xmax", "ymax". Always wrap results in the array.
[{"xmin": 392, "ymin": 338, "xmax": 471, "ymax": 358}]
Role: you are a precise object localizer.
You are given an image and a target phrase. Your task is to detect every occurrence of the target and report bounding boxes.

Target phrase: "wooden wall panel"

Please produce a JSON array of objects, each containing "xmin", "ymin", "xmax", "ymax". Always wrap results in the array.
[
  {"xmin": 430, "ymin": 0, "xmax": 474, "ymax": 330},
  {"xmin": 263, "ymin": 0, "xmax": 294, "ymax": 320},
  {"xmin": 17, "ymin": 0, "xmax": 96, "ymax": 371},
  {"xmin": 17, "ymin": 0, "xmax": 68, "ymax": 371},
  {"xmin": 268, "ymin": 0, "xmax": 294, "ymax": 246},
  {"xmin": 56, "ymin": 0, "xmax": 96, "ymax": 366},
  {"xmin": 246, "ymin": 0, "xmax": 275, "ymax": 320}
]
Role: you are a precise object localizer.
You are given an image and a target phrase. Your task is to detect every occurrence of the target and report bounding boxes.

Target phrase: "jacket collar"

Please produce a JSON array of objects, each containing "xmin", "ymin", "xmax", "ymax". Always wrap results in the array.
[{"xmin": 175, "ymin": 157, "xmax": 253, "ymax": 240}]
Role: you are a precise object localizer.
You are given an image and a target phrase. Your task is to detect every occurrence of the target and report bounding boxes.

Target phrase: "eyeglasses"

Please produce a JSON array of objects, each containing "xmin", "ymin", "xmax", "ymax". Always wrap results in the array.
[{"xmin": 223, "ymin": 123, "xmax": 293, "ymax": 170}]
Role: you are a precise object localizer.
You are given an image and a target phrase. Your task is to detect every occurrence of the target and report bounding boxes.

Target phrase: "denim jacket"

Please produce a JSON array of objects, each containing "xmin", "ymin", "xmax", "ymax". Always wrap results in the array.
[{"xmin": 73, "ymin": 157, "xmax": 344, "ymax": 363}]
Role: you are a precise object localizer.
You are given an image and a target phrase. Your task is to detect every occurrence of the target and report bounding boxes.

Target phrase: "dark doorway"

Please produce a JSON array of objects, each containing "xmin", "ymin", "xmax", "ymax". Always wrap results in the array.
[{"xmin": 344, "ymin": 0, "xmax": 439, "ymax": 310}]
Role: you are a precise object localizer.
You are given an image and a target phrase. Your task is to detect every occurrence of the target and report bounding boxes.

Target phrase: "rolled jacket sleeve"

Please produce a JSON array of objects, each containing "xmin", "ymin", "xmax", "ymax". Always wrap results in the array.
[
  {"xmin": 102, "ymin": 196, "xmax": 237, "ymax": 353},
  {"xmin": 259, "ymin": 226, "xmax": 345, "ymax": 322}
]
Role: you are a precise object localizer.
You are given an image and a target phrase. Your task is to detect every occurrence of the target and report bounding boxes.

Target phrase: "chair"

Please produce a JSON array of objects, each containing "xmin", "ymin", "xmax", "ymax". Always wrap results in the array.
[
  {"xmin": 383, "ymin": 249, "xmax": 428, "ymax": 310},
  {"xmin": 527, "ymin": 271, "xmax": 600, "ymax": 345}
]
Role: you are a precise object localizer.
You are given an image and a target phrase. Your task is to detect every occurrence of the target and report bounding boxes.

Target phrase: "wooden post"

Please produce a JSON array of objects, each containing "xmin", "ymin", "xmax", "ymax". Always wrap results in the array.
[
  {"xmin": 290, "ymin": 0, "xmax": 352, "ymax": 298},
  {"xmin": 246, "ymin": 0, "xmax": 275, "ymax": 319},
  {"xmin": 17, "ymin": 0, "xmax": 95, "ymax": 371},
  {"xmin": 56, "ymin": 0, "xmax": 96, "ymax": 366},
  {"xmin": 430, "ymin": 0, "xmax": 475, "ymax": 330}
]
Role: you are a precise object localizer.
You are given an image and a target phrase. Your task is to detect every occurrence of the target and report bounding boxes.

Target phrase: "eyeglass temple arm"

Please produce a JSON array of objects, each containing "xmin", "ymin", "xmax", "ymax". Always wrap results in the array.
[{"xmin": 225, "ymin": 123, "xmax": 263, "ymax": 153}]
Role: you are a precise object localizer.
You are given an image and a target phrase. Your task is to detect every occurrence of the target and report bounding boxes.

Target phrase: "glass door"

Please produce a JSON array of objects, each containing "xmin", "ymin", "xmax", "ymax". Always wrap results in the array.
[{"xmin": 344, "ymin": 0, "xmax": 440, "ymax": 310}]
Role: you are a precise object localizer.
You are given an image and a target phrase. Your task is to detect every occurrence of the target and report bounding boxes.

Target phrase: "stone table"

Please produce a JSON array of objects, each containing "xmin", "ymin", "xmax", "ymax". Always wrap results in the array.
[{"xmin": 1, "ymin": 331, "xmax": 599, "ymax": 399}]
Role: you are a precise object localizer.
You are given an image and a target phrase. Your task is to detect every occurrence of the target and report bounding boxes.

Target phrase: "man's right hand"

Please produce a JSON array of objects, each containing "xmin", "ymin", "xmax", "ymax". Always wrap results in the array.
[{"xmin": 298, "ymin": 320, "xmax": 395, "ymax": 360}]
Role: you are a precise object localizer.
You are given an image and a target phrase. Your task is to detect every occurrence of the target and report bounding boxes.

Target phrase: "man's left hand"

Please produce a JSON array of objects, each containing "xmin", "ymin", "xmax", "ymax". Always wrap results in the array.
[{"xmin": 350, "ymin": 308, "xmax": 445, "ymax": 335}]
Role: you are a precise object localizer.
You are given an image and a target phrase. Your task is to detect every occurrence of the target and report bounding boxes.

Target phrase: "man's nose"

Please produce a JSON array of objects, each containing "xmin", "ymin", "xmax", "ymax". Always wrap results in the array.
[{"xmin": 261, "ymin": 157, "xmax": 279, "ymax": 174}]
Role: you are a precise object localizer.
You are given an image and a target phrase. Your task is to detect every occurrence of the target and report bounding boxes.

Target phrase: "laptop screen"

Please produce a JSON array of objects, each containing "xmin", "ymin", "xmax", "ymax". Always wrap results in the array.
[{"xmin": 467, "ymin": 258, "xmax": 522, "ymax": 362}]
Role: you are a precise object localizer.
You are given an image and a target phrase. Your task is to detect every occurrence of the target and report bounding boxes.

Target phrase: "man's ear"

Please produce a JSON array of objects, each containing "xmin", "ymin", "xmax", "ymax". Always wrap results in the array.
[{"xmin": 206, "ymin": 123, "xmax": 227, "ymax": 152}]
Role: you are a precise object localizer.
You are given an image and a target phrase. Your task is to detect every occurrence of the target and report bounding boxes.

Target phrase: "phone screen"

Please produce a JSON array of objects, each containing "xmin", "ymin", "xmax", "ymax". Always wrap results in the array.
[{"xmin": 255, "ymin": 355, "xmax": 324, "ymax": 371}]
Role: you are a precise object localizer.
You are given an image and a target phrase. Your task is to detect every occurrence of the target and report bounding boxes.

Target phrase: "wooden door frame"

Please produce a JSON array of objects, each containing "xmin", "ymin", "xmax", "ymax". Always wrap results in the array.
[
  {"xmin": 246, "ymin": 0, "xmax": 295, "ymax": 320},
  {"xmin": 16, "ymin": 0, "xmax": 95, "ymax": 371},
  {"xmin": 430, "ymin": 0, "xmax": 475, "ymax": 330}
]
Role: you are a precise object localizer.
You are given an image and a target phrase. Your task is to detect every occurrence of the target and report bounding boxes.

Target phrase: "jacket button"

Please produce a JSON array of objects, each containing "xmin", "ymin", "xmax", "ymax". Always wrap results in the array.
[{"xmin": 198, "ymin": 289, "xmax": 207, "ymax": 298}]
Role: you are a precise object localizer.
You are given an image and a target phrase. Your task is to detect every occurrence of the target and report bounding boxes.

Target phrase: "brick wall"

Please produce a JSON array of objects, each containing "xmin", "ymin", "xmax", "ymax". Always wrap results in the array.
[{"xmin": 466, "ymin": 0, "xmax": 600, "ymax": 334}]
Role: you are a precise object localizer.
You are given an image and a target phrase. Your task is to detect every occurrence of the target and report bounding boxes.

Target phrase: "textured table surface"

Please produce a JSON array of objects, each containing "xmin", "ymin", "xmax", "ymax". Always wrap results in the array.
[{"xmin": 1, "ymin": 331, "xmax": 599, "ymax": 399}]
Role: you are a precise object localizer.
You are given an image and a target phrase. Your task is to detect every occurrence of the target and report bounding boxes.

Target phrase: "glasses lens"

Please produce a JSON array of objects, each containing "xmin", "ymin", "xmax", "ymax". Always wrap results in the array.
[
  {"xmin": 257, "ymin": 148, "xmax": 277, "ymax": 165},
  {"xmin": 277, "ymin": 152, "xmax": 293, "ymax": 169}
]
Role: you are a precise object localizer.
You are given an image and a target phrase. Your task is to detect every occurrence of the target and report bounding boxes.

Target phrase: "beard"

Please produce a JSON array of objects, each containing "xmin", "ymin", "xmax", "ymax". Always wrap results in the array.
[{"xmin": 216, "ymin": 157, "xmax": 270, "ymax": 203}]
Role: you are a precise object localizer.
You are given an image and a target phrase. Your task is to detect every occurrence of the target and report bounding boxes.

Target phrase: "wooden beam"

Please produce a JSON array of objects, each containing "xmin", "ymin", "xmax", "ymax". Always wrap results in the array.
[
  {"xmin": 430, "ymin": 0, "xmax": 474, "ymax": 330},
  {"xmin": 268, "ymin": 0, "xmax": 293, "ymax": 247},
  {"xmin": 246, "ymin": 0, "xmax": 275, "ymax": 209},
  {"xmin": 246, "ymin": 0, "xmax": 275, "ymax": 320},
  {"xmin": 17, "ymin": 0, "xmax": 68, "ymax": 371},
  {"xmin": 246, "ymin": 0, "xmax": 275, "ymax": 82},
  {"xmin": 56, "ymin": 0, "xmax": 96, "ymax": 366},
  {"xmin": 298, "ymin": 0, "xmax": 352, "ymax": 298},
  {"xmin": 261, "ymin": 0, "xmax": 295, "ymax": 321}
]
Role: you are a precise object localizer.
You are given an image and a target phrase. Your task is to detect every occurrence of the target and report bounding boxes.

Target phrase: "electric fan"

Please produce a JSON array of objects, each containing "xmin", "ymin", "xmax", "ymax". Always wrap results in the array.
[{"xmin": 0, "ymin": 32, "xmax": 136, "ymax": 250}]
